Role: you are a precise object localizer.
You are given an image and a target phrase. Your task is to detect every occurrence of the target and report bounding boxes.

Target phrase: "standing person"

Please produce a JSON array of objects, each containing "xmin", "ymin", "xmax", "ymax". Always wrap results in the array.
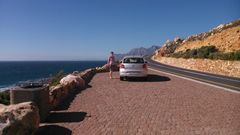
[{"xmin": 108, "ymin": 51, "xmax": 115, "ymax": 79}]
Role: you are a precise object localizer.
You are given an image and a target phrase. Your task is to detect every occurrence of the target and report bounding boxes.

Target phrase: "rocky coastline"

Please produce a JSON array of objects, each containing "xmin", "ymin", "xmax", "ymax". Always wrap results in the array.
[{"xmin": 0, "ymin": 64, "xmax": 116, "ymax": 135}]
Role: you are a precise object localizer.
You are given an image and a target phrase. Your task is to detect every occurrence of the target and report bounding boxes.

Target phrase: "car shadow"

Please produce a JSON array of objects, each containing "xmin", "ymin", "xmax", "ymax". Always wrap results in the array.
[
  {"xmin": 127, "ymin": 74, "xmax": 171, "ymax": 82},
  {"xmin": 35, "ymin": 125, "xmax": 72, "ymax": 135},
  {"xmin": 45, "ymin": 111, "xmax": 87, "ymax": 123}
]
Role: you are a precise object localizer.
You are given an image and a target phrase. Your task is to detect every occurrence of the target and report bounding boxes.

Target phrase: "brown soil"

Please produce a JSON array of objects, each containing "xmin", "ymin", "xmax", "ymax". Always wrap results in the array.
[{"xmin": 176, "ymin": 26, "xmax": 240, "ymax": 52}]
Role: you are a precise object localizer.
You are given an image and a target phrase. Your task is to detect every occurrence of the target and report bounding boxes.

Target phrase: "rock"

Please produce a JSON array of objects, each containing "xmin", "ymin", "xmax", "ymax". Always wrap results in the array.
[
  {"xmin": 60, "ymin": 74, "xmax": 85, "ymax": 89},
  {"xmin": 72, "ymin": 71, "xmax": 79, "ymax": 75},
  {"xmin": 215, "ymin": 24, "xmax": 225, "ymax": 30},
  {"xmin": 80, "ymin": 68, "xmax": 96, "ymax": 84},
  {"xmin": 0, "ymin": 104, "xmax": 5, "ymax": 112},
  {"xmin": 49, "ymin": 71, "xmax": 87, "ymax": 109},
  {"xmin": 155, "ymin": 37, "xmax": 183, "ymax": 57},
  {"xmin": 174, "ymin": 37, "xmax": 181, "ymax": 42},
  {"xmin": 98, "ymin": 64, "xmax": 119, "ymax": 72},
  {"xmin": 0, "ymin": 102, "xmax": 40, "ymax": 135},
  {"xmin": 96, "ymin": 66, "xmax": 107, "ymax": 73},
  {"xmin": 49, "ymin": 84, "xmax": 64, "ymax": 108},
  {"xmin": 166, "ymin": 39, "xmax": 171, "ymax": 44}
]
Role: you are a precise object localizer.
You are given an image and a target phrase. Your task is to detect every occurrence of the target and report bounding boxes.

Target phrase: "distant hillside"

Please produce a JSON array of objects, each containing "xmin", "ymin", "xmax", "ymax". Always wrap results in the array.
[
  {"xmin": 176, "ymin": 20, "xmax": 240, "ymax": 53},
  {"xmin": 116, "ymin": 45, "xmax": 160, "ymax": 60},
  {"xmin": 152, "ymin": 19, "xmax": 240, "ymax": 78},
  {"xmin": 154, "ymin": 19, "xmax": 240, "ymax": 58}
]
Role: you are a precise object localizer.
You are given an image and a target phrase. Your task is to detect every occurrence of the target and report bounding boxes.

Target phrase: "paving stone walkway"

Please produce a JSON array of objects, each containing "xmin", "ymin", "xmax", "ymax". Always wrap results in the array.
[{"xmin": 36, "ymin": 70, "xmax": 240, "ymax": 135}]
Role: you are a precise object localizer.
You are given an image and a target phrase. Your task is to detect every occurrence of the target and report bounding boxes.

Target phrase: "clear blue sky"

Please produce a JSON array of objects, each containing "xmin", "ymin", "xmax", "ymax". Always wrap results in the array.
[{"xmin": 0, "ymin": 0, "xmax": 239, "ymax": 61}]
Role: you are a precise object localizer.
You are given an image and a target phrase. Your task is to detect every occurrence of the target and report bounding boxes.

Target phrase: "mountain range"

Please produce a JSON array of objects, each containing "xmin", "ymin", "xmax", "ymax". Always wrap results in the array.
[{"xmin": 115, "ymin": 46, "xmax": 160, "ymax": 60}]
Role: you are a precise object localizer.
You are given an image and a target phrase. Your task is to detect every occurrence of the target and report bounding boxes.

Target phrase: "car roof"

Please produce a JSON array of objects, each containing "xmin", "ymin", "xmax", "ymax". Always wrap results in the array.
[{"xmin": 122, "ymin": 56, "xmax": 144, "ymax": 59}]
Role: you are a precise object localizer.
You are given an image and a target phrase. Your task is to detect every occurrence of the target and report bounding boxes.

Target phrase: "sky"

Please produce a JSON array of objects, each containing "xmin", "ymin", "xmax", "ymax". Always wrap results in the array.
[{"xmin": 0, "ymin": 0, "xmax": 239, "ymax": 61}]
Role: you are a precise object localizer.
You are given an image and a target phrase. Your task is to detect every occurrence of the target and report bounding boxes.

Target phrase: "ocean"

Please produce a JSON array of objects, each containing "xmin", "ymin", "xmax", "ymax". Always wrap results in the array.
[{"xmin": 0, "ymin": 61, "xmax": 106, "ymax": 90}]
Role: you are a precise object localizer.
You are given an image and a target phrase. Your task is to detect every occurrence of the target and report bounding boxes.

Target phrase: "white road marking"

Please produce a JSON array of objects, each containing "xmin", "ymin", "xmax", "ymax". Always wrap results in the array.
[
  {"xmin": 149, "ymin": 61, "xmax": 240, "ymax": 83},
  {"xmin": 149, "ymin": 68, "xmax": 240, "ymax": 94}
]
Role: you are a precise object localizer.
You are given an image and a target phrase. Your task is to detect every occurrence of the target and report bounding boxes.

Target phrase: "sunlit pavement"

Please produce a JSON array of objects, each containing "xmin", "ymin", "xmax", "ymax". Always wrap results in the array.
[{"xmin": 37, "ymin": 70, "xmax": 240, "ymax": 135}]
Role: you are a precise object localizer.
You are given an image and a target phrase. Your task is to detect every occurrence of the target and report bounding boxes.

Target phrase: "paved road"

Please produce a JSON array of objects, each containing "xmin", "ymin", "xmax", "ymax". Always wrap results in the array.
[
  {"xmin": 37, "ymin": 70, "xmax": 240, "ymax": 135},
  {"xmin": 146, "ymin": 58, "xmax": 240, "ymax": 91}
]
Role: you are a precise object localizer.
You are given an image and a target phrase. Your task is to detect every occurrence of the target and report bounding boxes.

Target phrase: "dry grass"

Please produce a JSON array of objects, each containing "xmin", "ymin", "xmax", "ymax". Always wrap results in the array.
[{"xmin": 176, "ymin": 26, "xmax": 240, "ymax": 53}]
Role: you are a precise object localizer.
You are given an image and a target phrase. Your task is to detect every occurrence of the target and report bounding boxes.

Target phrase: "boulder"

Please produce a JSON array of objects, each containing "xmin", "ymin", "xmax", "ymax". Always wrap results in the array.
[
  {"xmin": 155, "ymin": 37, "xmax": 183, "ymax": 57},
  {"xmin": 80, "ymin": 68, "xmax": 96, "ymax": 84},
  {"xmin": 96, "ymin": 64, "xmax": 109, "ymax": 73},
  {"xmin": 60, "ymin": 74, "xmax": 85, "ymax": 89},
  {"xmin": 49, "ymin": 84, "xmax": 64, "ymax": 108},
  {"xmin": 0, "ymin": 102, "xmax": 40, "ymax": 135},
  {"xmin": 96, "ymin": 64, "xmax": 119, "ymax": 73}
]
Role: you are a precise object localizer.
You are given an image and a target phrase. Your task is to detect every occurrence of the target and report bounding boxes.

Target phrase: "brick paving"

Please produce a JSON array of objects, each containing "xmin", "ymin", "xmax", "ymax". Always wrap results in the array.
[{"xmin": 37, "ymin": 70, "xmax": 240, "ymax": 135}]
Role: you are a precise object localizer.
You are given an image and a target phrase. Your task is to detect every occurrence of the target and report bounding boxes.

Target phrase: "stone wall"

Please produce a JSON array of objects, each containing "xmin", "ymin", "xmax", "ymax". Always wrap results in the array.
[
  {"xmin": 154, "ymin": 57, "xmax": 240, "ymax": 78},
  {"xmin": 48, "ymin": 66, "xmax": 114, "ymax": 110},
  {"xmin": 49, "ymin": 68, "xmax": 97, "ymax": 109},
  {"xmin": 95, "ymin": 64, "xmax": 119, "ymax": 73},
  {"xmin": 0, "ymin": 67, "xmax": 102, "ymax": 135}
]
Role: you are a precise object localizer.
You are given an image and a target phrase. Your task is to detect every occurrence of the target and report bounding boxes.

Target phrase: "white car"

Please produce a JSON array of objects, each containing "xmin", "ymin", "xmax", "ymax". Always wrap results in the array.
[{"xmin": 119, "ymin": 56, "xmax": 148, "ymax": 81}]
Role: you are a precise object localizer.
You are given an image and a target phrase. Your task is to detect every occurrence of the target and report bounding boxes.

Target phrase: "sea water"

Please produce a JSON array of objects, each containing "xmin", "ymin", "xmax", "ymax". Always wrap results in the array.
[{"xmin": 0, "ymin": 61, "xmax": 106, "ymax": 91}]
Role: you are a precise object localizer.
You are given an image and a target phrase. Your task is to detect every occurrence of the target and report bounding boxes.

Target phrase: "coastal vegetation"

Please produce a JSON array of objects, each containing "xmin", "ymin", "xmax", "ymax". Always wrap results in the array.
[
  {"xmin": 166, "ymin": 45, "xmax": 240, "ymax": 60},
  {"xmin": 49, "ymin": 70, "xmax": 66, "ymax": 87},
  {"xmin": 0, "ymin": 91, "xmax": 10, "ymax": 105}
]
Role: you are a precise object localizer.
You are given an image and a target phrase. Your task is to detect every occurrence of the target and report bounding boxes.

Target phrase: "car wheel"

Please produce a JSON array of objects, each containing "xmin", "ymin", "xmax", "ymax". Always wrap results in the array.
[
  {"xmin": 120, "ymin": 77, "xmax": 124, "ymax": 81},
  {"xmin": 144, "ymin": 76, "xmax": 148, "ymax": 81}
]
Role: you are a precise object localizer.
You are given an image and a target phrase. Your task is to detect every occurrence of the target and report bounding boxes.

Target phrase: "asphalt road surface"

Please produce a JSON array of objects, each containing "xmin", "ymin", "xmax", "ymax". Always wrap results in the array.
[{"xmin": 146, "ymin": 58, "xmax": 240, "ymax": 92}]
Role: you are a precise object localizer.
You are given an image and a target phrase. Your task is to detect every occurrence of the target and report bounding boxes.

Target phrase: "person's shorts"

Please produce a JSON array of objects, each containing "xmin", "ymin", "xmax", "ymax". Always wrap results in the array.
[{"xmin": 109, "ymin": 64, "xmax": 114, "ymax": 71}]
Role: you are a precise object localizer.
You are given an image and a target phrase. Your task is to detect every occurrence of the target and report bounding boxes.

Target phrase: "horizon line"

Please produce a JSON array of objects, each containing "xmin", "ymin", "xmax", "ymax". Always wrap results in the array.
[{"xmin": 0, "ymin": 60, "xmax": 107, "ymax": 62}]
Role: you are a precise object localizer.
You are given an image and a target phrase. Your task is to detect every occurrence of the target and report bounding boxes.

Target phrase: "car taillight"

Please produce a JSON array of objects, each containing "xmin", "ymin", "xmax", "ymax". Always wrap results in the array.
[
  {"xmin": 143, "ymin": 64, "xmax": 147, "ymax": 69},
  {"xmin": 120, "ymin": 64, "xmax": 125, "ymax": 68}
]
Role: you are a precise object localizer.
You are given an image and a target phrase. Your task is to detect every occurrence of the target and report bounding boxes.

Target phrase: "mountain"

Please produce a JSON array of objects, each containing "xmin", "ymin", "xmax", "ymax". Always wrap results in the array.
[{"xmin": 115, "ymin": 45, "xmax": 160, "ymax": 60}]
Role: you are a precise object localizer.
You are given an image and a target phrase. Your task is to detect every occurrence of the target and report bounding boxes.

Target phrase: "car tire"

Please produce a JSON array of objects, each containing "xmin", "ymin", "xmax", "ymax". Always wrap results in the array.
[
  {"xmin": 120, "ymin": 77, "xmax": 124, "ymax": 81},
  {"xmin": 144, "ymin": 76, "xmax": 148, "ymax": 81}
]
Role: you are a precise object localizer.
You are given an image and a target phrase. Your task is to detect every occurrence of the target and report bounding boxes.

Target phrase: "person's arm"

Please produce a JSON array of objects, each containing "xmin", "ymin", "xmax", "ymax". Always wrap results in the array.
[{"xmin": 107, "ymin": 56, "xmax": 110, "ymax": 64}]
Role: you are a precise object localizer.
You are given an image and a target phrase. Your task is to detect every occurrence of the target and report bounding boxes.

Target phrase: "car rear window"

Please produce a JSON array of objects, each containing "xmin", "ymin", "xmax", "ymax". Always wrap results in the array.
[{"xmin": 123, "ymin": 58, "xmax": 144, "ymax": 63}]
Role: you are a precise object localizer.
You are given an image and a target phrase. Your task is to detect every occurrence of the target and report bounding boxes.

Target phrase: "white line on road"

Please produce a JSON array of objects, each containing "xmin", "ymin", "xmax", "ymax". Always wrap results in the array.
[
  {"xmin": 149, "ymin": 61, "xmax": 240, "ymax": 83},
  {"xmin": 149, "ymin": 68, "xmax": 240, "ymax": 94}
]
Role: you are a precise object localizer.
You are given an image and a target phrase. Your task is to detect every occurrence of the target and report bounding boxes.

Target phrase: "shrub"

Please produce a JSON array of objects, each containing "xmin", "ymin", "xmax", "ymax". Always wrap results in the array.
[
  {"xmin": 208, "ymin": 51, "xmax": 240, "ymax": 60},
  {"xmin": 49, "ymin": 70, "xmax": 66, "ymax": 87},
  {"xmin": 168, "ymin": 51, "xmax": 184, "ymax": 58},
  {"xmin": 166, "ymin": 45, "xmax": 240, "ymax": 60},
  {"xmin": 196, "ymin": 46, "xmax": 218, "ymax": 58},
  {"xmin": 233, "ymin": 51, "xmax": 240, "ymax": 60},
  {"xmin": 0, "ymin": 92, "xmax": 10, "ymax": 105}
]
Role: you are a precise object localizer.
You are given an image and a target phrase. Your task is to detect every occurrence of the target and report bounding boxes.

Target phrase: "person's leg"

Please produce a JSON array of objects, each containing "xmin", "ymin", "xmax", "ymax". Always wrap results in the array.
[
  {"xmin": 109, "ymin": 65, "xmax": 113, "ymax": 79},
  {"xmin": 109, "ymin": 71, "xmax": 113, "ymax": 79}
]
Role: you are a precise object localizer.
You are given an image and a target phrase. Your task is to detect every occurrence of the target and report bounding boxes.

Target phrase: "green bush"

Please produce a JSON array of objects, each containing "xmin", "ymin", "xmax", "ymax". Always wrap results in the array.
[
  {"xmin": 168, "ymin": 51, "xmax": 184, "ymax": 58},
  {"xmin": 196, "ymin": 46, "xmax": 218, "ymax": 58},
  {"xmin": 167, "ymin": 45, "xmax": 240, "ymax": 60},
  {"xmin": 49, "ymin": 70, "xmax": 66, "ymax": 87},
  {"xmin": 0, "ymin": 92, "xmax": 10, "ymax": 105},
  {"xmin": 233, "ymin": 51, "xmax": 240, "ymax": 60},
  {"xmin": 208, "ymin": 51, "xmax": 240, "ymax": 60}
]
